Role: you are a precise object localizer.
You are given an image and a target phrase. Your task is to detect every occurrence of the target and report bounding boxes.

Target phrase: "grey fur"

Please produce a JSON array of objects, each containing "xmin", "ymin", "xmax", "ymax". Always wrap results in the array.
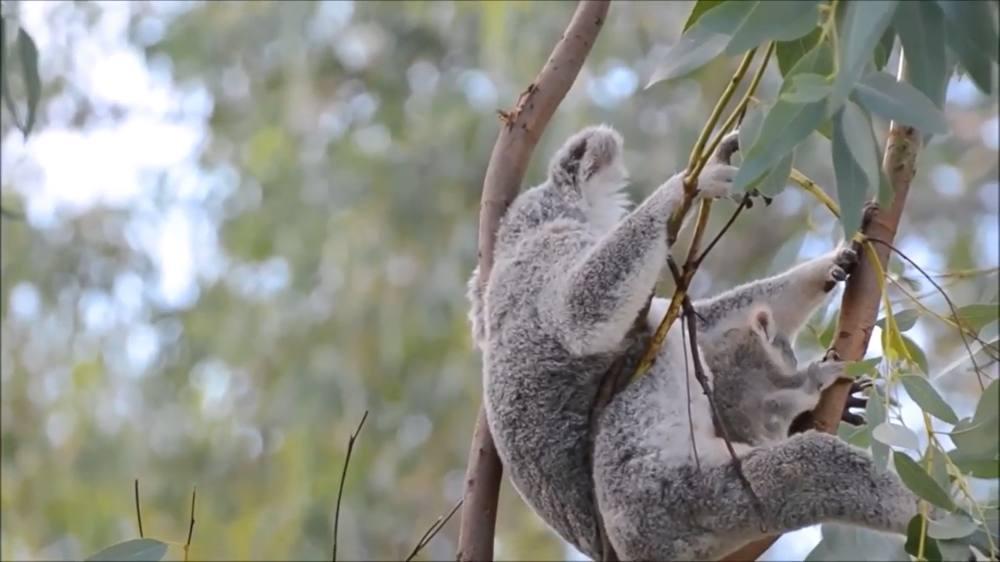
[{"xmin": 466, "ymin": 124, "xmax": 739, "ymax": 558}]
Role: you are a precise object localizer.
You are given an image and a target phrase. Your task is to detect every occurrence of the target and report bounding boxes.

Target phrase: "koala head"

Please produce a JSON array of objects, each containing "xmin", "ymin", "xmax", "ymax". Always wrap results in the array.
[{"xmin": 702, "ymin": 305, "xmax": 798, "ymax": 375}]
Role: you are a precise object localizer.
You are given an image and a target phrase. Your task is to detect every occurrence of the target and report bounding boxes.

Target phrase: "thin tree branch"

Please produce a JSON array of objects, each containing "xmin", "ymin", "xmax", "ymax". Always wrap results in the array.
[
  {"xmin": 404, "ymin": 499, "xmax": 463, "ymax": 562},
  {"xmin": 332, "ymin": 410, "xmax": 369, "ymax": 562},
  {"xmin": 183, "ymin": 486, "xmax": 196, "ymax": 562},
  {"xmin": 459, "ymin": 2, "xmax": 611, "ymax": 561},
  {"xmin": 134, "ymin": 479, "xmax": 144, "ymax": 539},
  {"xmin": 722, "ymin": 50, "xmax": 921, "ymax": 562}
]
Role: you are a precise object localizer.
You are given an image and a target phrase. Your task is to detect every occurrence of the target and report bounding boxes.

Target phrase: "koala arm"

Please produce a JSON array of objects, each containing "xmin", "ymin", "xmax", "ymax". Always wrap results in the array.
[
  {"xmin": 693, "ymin": 245, "xmax": 858, "ymax": 341},
  {"xmin": 545, "ymin": 133, "xmax": 739, "ymax": 356}
]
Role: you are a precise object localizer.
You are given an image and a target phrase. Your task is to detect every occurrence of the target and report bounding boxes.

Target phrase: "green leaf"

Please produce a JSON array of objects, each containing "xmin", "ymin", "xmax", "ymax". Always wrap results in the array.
[
  {"xmin": 949, "ymin": 417, "xmax": 998, "ymax": 459},
  {"xmin": 780, "ymin": 73, "xmax": 831, "ymax": 103},
  {"xmin": 893, "ymin": 0, "xmax": 948, "ymax": 108},
  {"xmin": 938, "ymin": 0, "xmax": 998, "ymax": 94},
  {"xmin": 647, "ymin": 1, "xmax": 754, "ymax": 87},
  {"xmin": 852, "ymin": 71, "xmax": 949, "ymax": 135},
  {"xmin": 953, "ymin": 304, "xmax": 1000, "ymax": 335},
  {"xmin": 749, "ymin": 150, "xmax": 793, "ymax": 196},
  {"xmin": 973, "ymin": 377, "xmax": 999, "ymax": 425},
  {"xmin": 831, "ymin": 106, "xmax": 869, "ymax": 237},
  {"xmin": 928, "ymin": 513, "xmax": 978, "ymax": 541},
  {"xmin": 900, "ymin": 375, "xmax": 958, "ymax": 425},
  {"xmin": 924, "ymin": 444, "xmax": 950, "ymax": 491},
  {"xmin": 85, "ymin": 539, "xmax": 168, "ymax": 562},
  {"xmin": 806, "ymin": 523, "xmax": 908, "ymax": 561},
  {"xmin": 872, "ymin": 25, "xmax": 896, "ymax": 71},
  {"xmin": 901, "ymin": 334, "xmax": 929, "ymax": 375},
  {"xmin": 873, "ymin": 421, "xmax": 920, "ymax": 450},
  {"xmin": 905, "ymin": 514, "xmax": 944, "ymax": 562},
  {"xmin": 775, "ymin": 26, "xmax": 822, "ymax": 76},
  {"xmin": 894, "ymin": 451, "xmax": 956, "ymax": 511},
  {"xmin": 867, "ymin": 389, "xmax": 889, "ymax": 468},
  {"xmin": 845, "ymin": 356, "xmax": 882, "ymax": 378},
  {"xmin": 831, "ymin": 0, "xmax": 899, "ymax": 108},
  {"xmin": 724, "ymin": 0, "xmax": 821, "ymax": 55},
  {"xmin": 876, "ymin": 309, "xmax": 919, "ymax": 332},
  {"xmin": 936, "ymin": 540, "xmax": 972, "ymax": 562},
  {"xmin": 817, "ymin": 314, "xmax": 838, "ymax": 349},
  {"xmin": 733, "ymin": 98, "xmax": 825, "ymax": 191},
  {"xmin": 0, "ymin": 17, "xmax": 24, "ymax": 133},
  {"xmin": 683, "ymin": 0, "xmax": 726, "ymax": 32},
  {"xmin": 838, "ymin": 421, "xmax": 871, "ymax": 448},
  {"xmin": 15, "ymin": 27, "xmax": 40, "ymax": 137},
  {"xmin": 947, "ymin": 448, "xmax": 999, "ymax": 479}
]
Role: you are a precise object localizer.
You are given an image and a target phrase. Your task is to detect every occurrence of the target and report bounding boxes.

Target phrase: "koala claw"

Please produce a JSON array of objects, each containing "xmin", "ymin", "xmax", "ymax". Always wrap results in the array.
[{"xmin": 823, "ymin": 348, "xmax": 842, "ymax": 362}]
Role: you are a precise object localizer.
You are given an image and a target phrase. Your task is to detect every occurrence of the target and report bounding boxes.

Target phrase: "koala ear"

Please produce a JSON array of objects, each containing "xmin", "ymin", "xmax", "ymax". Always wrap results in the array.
[
  {"xmin": 548, "ymin": 125, "xmax": 624, "ymax": 189},
  {"xmin": 750, "ymin": 305, "xmax": 776, "ymax": 344}
]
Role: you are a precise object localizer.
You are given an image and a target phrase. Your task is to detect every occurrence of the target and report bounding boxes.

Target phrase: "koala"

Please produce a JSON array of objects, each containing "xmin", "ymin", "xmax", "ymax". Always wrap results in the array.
[
  {"xmin": 467, "ymin": 124, "xmax": 742, "ymax": 559},
  {"xmin": 466, "ymin": 124, "xmax": 868, "ymax": 558},
  {"xmin": 594, "ymin": 269, "xmax": 921, "ymax": 560},
  {"xmin": 702, "ymin": 304, "xmax": 856, "ymax": 447}
]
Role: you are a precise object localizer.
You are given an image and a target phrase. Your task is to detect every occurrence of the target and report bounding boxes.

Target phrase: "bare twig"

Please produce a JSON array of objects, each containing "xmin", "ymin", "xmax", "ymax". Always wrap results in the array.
[
  {"xmin": 459, "ymin": 2, "xmax": 611, "ymax": 561},
  {"xmin": 134, "ymin": 479, "xmax": 144, "ymax": 538},
  {"xmin": 693, "ymin": 195, "xmax": 752, "ymax": 269},
  {"xmin": 404, "ymin": 499, "xmax": 463, "ymax": 562},
  {"xmin": 332, "ymin": 410, "xmax": 369, "ymax": 562},
  {"xmin": 722, "ymin": 50, "xmax": 921, "ymax": 562},
  {"xmin": 184, "ymin": 486, "xmax": 196, "ymax": 562},
  {"xmin": 868, "ymin": 237, "xmax": 987, "ymax": 389}
]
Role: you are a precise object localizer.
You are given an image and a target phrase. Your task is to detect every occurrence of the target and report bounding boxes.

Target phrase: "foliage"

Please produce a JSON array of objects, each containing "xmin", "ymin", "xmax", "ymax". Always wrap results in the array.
[{"xmin": 0, "ymin": 1, "xmax": 997, "ymax": 560}]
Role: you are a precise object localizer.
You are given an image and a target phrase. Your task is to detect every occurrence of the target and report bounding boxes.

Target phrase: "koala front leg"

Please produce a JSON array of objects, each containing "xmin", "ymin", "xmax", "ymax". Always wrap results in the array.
[
  {"xmin": 694, "ymin": 244, "xmax": 860, "ymax": 341},
  {"xmin": 548, "ymin": 133, "xmax": 740, "ymax": 355}
]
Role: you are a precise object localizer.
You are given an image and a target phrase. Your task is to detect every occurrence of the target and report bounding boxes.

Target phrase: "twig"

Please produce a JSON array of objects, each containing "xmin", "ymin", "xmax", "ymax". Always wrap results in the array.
[
  {"xmin": 404, "ymin": 499, "xmax": 463, "ymax": 562},
  {"xmin": 868, "ymin": 237, "xmax": 987, "ymax": 389},
  {"xmin": 692, "ymin": 195, "xmax": 752, "ymax": 269},
  {"xmin": 332, "ymin": 410, "xmax": 369, "ymax": 562},
  {"xmin": 134, "ymin": 479, "xmax": 144, "ymax": 538},
  {"xmin": 184, "ymin": 486, "xmax": 196, "ymax": 562},
  {"xmin": 458, "ymin": 2, "xmax": 610, "ymax": 561}
]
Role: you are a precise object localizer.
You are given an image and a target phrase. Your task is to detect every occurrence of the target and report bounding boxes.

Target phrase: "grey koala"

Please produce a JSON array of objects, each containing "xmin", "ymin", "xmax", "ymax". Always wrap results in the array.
[
  {"xmin": 466, "ymin": 124, "xmax": 742, "ymax": 558},
  {"xmin": 702, "ymin": 304, "xmax": 858, "ymax": 447},
  {"xmin": 466, "ymin": 124, "xmax": 867, "ymax": 558},
  {"xmin": 595, "ymin": 280, "xmax": 920, "ymax": 560}
]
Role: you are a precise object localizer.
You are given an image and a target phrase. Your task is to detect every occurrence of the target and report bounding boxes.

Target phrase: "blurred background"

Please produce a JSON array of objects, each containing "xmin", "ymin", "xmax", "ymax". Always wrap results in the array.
[{"xmin": 0, "ymin": 1, "xmax": 996, "ymax": 560}]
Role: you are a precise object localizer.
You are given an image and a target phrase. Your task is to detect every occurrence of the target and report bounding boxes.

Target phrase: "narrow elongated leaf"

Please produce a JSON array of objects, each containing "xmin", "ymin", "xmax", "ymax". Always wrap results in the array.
[
  {"xmin": 894, "ymin": 452, "xmax": 956, "ymax": 511},
  {"xmin": 873, "ymin": 421, "xmax": 920, "ymax": 450},
  {"xmin": 648, "ymin": 0, "xmax": 754, "ymax": 87},
  {"xmin": 905, "ymin": 514, "xmax": 944, "ymax": 562},
  {"xmin": 1, "ymin": 17, "xmax": 24, "ymax": 132},
  {"xmin": 775, "ymin": 27, "xmax": 822, "ymax": 76},
  {"xmin": 806, "ymin": 523, "xmax": 908, "ymax": 561},
  {"xmin": 872, "ymin": 25, "xmax": 895, "ymax": 71},
  {"xmin": 893, "ymin": 0, "xmax": 947, "ymax": 108},
  {"xmin": 876, "ymin": 309, "xmax": 919, "ymax": 332},
  {"xmin": 924, "ymin": 445, "xmax": 950, "ymax": 491},
  {"xmin": 936, "ymin": 540, "xmax": 972, "ymax": 562},
  {"xmin": 867, "ymin": 390, "xmax": 889, "ymax": 468},
  {"xmin": 831, "ymin": 107, "xmax": 868, "ymax": 236},
  {"xmin": 683, "ymin": 0, "xmax": 726, "ymax": 32},
  {"xmin": 949, "ymin": 417, "xmax": 998, "ymax": 457},
  {"xmin": 852, "ymin": 71, "xmax": 949, "ymax": 135},
  {"xmin": 733, "ymin": 99, "xmax": 825, "ymax": 191},
  {"xmin": 841, "ymin": 100, "xmax": 880, "ymax": 194},
  {"xmin": 750, "ymin": 150, "xmax": 793, "ymax": 196},
  {"xmin": 900, "ymin": 375, "xmax": 959, "ymax": 425},
  {"xmin": 938, "ymin": 0, "xmax": 997, "ymax": 93},
  {"xmin": 15, "ymin": 28, "xmax": 40, "ymax": 137},
  {"xmin": 831, "ymin": 0, "xmax": 899, "ymax": 107},
  {"xmin": 901, "ymin": 334, "xmax": 929, "ymax": 375},
  {"xmin": 845, "ymin": 356, "xmax": 882, "ymax": 378},
  {"xmin": 780, "ymin": 73, "xmax": 831, "ymax": 103},
  {"xmin": 973, "ymin": 377, "xmax": 998, "ymax": 424},
  {"xmin": 947, "ymin": 448, "xmax": 999, "ymax": 478},
  {"xmin": 85, "ymin": 539, "xmax": 168, "ymax": 562},
  {"xmin": 725, "ymin": 0, "xmax": 821, "ymax": 55},
  {"xmin": 953, "ymin": 304, "xmax": 1000, "ymax": 335}
]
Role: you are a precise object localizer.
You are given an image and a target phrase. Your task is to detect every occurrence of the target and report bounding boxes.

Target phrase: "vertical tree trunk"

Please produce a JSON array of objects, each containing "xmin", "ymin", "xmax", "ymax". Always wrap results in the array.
[{"xmin": 457, "ymin": 2, "xmax": 611, "ymax": 560}]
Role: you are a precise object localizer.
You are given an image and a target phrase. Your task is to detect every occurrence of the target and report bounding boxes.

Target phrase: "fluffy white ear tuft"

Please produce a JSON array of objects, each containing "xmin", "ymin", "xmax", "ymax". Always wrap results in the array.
[{"xmin": 749, "ymin": 305, "xmax": 776, "ymax": 344}]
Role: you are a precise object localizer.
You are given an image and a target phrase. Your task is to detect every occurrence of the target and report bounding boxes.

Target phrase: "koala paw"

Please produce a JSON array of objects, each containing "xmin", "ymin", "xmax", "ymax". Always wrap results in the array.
[
  {"xmin": 697, "ymin": 163, "xmax": 737, "ymax": 200},
  {"xmin": 807, "ymin": 360, "xmax": 847, "ymax": 392},
  {"xmin": 842, "ymin": 377, "xmax": 873, "ymax": 426},
  {"xmin": 823, "ymin": 244, "xmax": 861, "ymax": 291}
]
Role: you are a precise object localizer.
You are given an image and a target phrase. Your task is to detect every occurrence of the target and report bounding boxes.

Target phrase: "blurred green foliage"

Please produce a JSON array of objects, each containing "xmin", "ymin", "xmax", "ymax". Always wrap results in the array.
[{"xmin": 0, "ymin": 1, "xmax": 996, "ymax": 560}]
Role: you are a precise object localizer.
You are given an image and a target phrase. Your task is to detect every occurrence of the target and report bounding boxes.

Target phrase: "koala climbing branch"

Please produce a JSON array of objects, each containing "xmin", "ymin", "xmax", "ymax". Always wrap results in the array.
[
  {"xmin": 458, "ymin": 2, "xmax": 610, "ymax": 561},
  {"xmin": 721, "ymin": 51, "xmax": 921, "ymax": 562}
]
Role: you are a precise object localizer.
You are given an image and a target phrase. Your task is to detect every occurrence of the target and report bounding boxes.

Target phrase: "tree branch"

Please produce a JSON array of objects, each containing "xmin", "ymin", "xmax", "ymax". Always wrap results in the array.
[
  {"xmin": 458, "ymin": 3, "xmax": 611, "ymax": 561},
  {"xmin": 721, "ymin": 52, "xmax": 920, "ymax": 562}
]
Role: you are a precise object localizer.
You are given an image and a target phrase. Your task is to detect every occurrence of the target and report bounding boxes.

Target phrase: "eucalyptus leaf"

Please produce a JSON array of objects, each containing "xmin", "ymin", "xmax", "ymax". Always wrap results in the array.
[
  {"xmin": 831, "ymin": 106, "xmax": 869, "ymax": 237},
  {"xmin": 867, "ymin": 388, "xmax": 890, "ymax": 468},
  {"xmin": 937, "ymin": 0, "xmax": 997, "ymax": 94},
  {"xmin": 876, "ymin": 308, "xmax": 919, "ymax": 332},
  {"xmin": 1, "ymin": 17, "xmax": 24, "ymax": 133},
  {"xmin": 928, "ymin": 513, "xmax": 979, "ymax": 541},
  {"xmin": 953, "ymin": 304, "xmax": 1000, "ymax": 335},
  {"xmin": 724, "ymin": 0, "xmax": 821, "ymax": 55},
  {"xmin": 936, "ymin": 540, "xmax": 972, "ymax": 562},
  {"xmin": 845, "ymin": 357, "xmax": 882, "ymax": 378},
  {"xmin": 838, "ymin": 421, "xmax": 871, "ymax": 448},
  {"xmin": 15, "ymin": 28, "xmax": 39, "ymax": 137},
  {"xmin": 806, "ymin": 523, "xmax": 908, "ymax": 561},
  {"xmin": 873, "ymin": 421, "xmax": 920, "ymax": 450},
  {"xmin": 852, "ymin": 71, "xmax": 949, "ymax": 135},
  {"xmin": 894, "ymin": 452, "xmax": 956, "ymax": 511},
  {"xmin": 947, "ymin": 448, "xmax": 999, "ymax": 479},
  {"xmin": 683, "ymin": 0, "xmax": 726, "ymax": 32},
  {"xmin": 905, "ymin": 514, "xmax": 944, "ymax": 562},
  {"xmin": 775, "ymin": 27, "xmax": 822, "ymax": 76},
  {"xmin": 901, "ymin": 334, "xmax": 929, "ymax": 375},
  {"xmin": 733, "ymin": 99, "xmax": 825, "ymax": 191},
  {"xmin": 831, "ymin": 0, "xmax": 898, "ymax": 108},
  {"xmin": 973, "ymin": 377, "xmax": 998, "ymax": 424},
  {"xmin": 872, "ymin": 25, "xmax": 895, "ymax": 71},
  {"xmin": 893, "ymin": 0, "xmax": 947, "ymax": 108},
  {"xmin": 949, "ymin": 417, "xmax": 998, "ymax": 459},
  {"xmin": 900, "ymin": 375, "xmax": 958, "ymax": 425},
  {"xmin": 780, "ymin": 73, "xmax": 831, "ymax": 103},
  {"xmin": 85, "ymin": 538, "xmax": 168, "ymax": 562}
]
